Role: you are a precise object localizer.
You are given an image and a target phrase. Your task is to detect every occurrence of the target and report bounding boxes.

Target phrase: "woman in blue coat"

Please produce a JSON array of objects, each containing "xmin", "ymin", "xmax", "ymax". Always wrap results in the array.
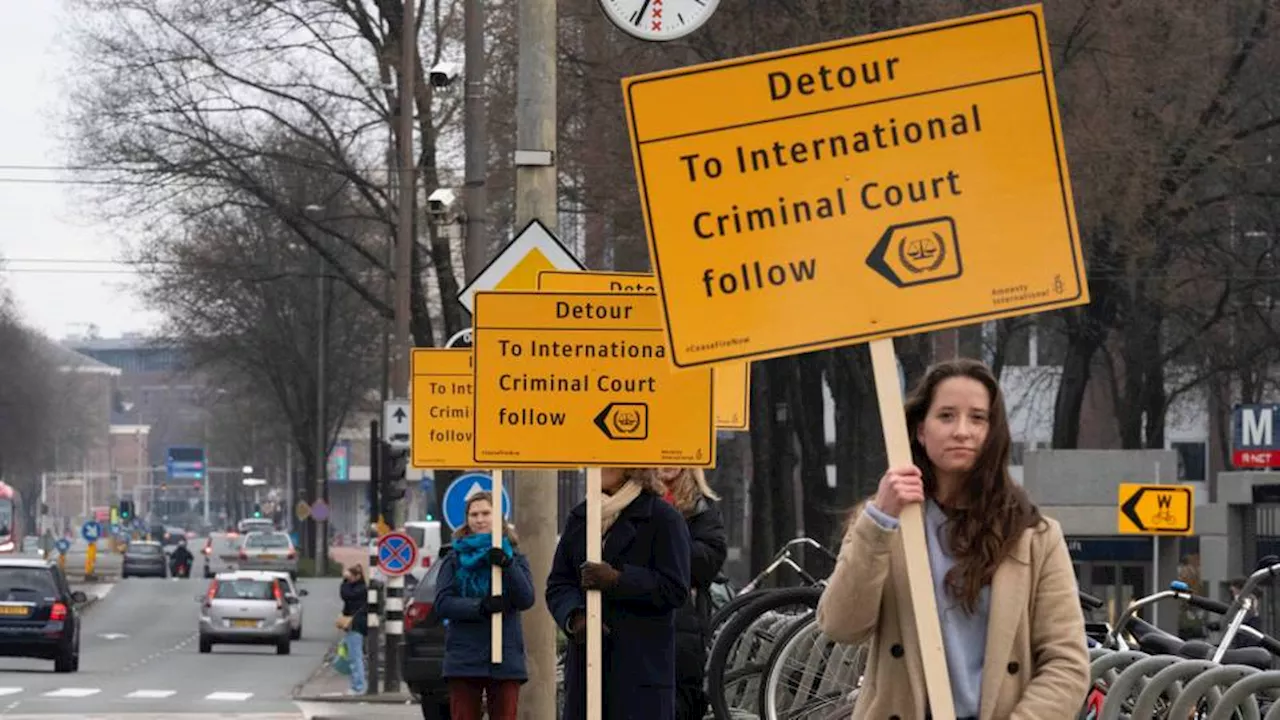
[
  {"xmin": 546, "ymin": 467, "xmax": 692, "ymax": 720},
  {"xmin": 434, "ymin": 491, "xmax": 535, "ymax": 720}
]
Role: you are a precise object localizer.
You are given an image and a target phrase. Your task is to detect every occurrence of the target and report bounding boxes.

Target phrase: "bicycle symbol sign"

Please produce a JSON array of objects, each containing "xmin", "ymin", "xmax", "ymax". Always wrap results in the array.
[{"xmin": 376, "ymin": 532, "xmax": 418, "ymax": 577}]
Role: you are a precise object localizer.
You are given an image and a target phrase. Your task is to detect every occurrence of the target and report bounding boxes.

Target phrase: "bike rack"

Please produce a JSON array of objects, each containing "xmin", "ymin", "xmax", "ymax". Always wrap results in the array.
[
  {"xmin": 1207, "ymin": 670, "xmax": 1280, "ymax": 720},
  {"xmin": 1136, "ymin": 661, "xmax": 1252, "ymax": 720},
  {"xmin": 1098, "ymin": 654, "xmax": 1184, "ymax": 720},
  {"xmin": 1090, "ymin": 649, "xmax": 1148, "ymax": 687}
]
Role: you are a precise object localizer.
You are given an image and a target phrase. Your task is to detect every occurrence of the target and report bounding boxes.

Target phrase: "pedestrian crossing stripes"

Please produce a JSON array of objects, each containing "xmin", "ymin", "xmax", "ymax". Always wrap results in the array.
[{"xmin": 0, "ymin": 687, "xmax": 254, "ymax": 701}]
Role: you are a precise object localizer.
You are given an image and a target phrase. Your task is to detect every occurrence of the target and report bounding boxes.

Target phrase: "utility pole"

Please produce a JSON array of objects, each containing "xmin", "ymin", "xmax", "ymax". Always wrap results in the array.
[
  {"xmin": 513, "ymin": 2, "xmax": 559, "ymax": 718},
  {"xmin": 463, "ymin": 0, "xmax": 487, "ymax": 280},
  {"xmin": 315, "ymin": 251, "xmax": 329, "ymax": 575},
  {"xmin": 384, "ymin": 0, "xmax": 417, "ymax": 694}
]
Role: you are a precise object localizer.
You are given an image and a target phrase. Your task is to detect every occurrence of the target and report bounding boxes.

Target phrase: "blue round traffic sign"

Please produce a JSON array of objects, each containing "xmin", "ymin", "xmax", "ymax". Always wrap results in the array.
[
  {"xmin": 81, "ymin": 521, "xmax": 102, "ymax": 542},
  {"xmin": 376, "ymin": 532, "xmax": 418, "ymax": 577},
  {"xmin": 442, "ymin": 473, "xmax": 511, "ymax": 531},
  {"xmin": 54, "ymin": 538, "xmax": 70, "ymax": 555}
]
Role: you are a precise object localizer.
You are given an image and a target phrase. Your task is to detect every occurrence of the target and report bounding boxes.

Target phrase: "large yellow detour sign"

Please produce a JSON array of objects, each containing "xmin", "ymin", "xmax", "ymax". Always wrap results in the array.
[
  {"xmin": 622, "ymin": 5, "xmax": 1088, "ymax": 368},
  {"xmin": 472, "ymin": 291, "xmax": 716, "ymax": 467},
  {"xmin": 538, "ymin": 270, "xmax": 750, "ymax": 431}
]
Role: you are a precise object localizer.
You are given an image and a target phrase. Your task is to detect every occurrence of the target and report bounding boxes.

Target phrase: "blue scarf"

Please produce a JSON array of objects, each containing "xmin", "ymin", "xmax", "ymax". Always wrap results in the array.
[{"xmin": 453, "ymin": 533, "xmax": 514, "ymax": 598}]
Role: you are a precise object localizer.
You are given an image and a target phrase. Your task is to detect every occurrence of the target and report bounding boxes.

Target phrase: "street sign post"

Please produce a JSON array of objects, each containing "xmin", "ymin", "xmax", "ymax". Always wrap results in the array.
[
  {"xmin": 1231, "ymin": 404, "xmax": 1280, "ymax": 469},
  {"xmin": 622, "ymin": 6, "xmax": 1088, "ymax": 368},
  {"xmin": 442, "ymin": 473, "xmax": 512, "ymax": 531},
  {"xmin": 457, "ymin": 219, "xmax": 586, "ymax": 313},
  {"xmin": 383, "ymin": 400, "xmax": 411, "ymax": 449},
  {"xmin": 310, "ymin": 500, "xmax": 330, "ymax": 523},
  {"xmin": 1118, "ymin": 483, "xmax": 1194, "ymax": 536},
  {"xmin": 472, "ymin": 291, "xmax": 716, "ymax": 467},
  {"xmin": 376, "ymin": 531, "xmax": 418, "ymax": 577},
  {"xmin": 54, "ymin": 538, "xmax": 70, "ymax": 555},
  {"xmin": 81, "ymin": 521, "xmax": 102, "ymax": 543},
  {"xmin": 538, "ymin": 270, "xmax": 750, "ymax": 430}
]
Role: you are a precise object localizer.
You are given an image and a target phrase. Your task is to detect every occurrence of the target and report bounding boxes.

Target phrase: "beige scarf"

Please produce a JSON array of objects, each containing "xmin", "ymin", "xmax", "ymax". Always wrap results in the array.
[{"xmin": 600, "ymin": 480, "xmax": 643, "ymax": 534}]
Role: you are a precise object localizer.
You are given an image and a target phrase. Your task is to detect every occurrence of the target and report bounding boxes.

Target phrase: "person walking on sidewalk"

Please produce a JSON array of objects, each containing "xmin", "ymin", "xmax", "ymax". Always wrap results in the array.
[
  {"xmin": 816, "ymin": 359, "xmax": 1088, "ymax": 720},
  {"xmin": 657, "ymin": 467, "xmax": 727, "ymax": 720},
  {"xmin": 337, "ymin": 564, "xmax": 368, "ymax": 696},
  {"xmin": 434, "ymin": 491, "xmax": 535, "ymax": 720},
  {"xmin": 547, "ymin": 467, "xmax": 692, "ymax": 720}
]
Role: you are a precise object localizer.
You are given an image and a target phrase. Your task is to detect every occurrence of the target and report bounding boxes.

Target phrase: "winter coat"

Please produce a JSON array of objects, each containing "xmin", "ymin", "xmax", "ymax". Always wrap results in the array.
[
  {"xmin": 673, "ymin": 497, "xmax": 727, "ymax": 686},
  {"xmin": 434, "ymin": 551, "xmax": 536, "ymax": 681},
  {"xmin": 339, "ymin": 579, "xmax": 368, "ymax": 635},
  {"xmin": 546, "ymin": 491, "xmax": 692, "ymax": 720},
  {"xmin": 816, "ymin": 509, "xmax": 1089, "ymax": 720}
]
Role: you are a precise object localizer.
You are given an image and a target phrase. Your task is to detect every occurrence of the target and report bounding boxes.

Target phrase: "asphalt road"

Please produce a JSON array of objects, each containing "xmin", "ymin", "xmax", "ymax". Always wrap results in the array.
[{"xmin": 0, "ymin": 555, "xmax": 388, "ymax": 719}]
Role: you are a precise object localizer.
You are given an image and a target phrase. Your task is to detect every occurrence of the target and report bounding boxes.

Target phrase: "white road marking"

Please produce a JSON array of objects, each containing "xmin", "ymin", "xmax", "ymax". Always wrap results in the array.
[
  {"xmin": 204, "ymin": 691, "xmax": 254, "ymax": 701},
  {"xmin": 42, "ymin": 688, "xmax": 101, "ymax": 698},
  {"xmin": 125, "ymin": 689, "xmax": 176, "ymax": 698},
  {"xmin": 0, "ymin": 687, "xmax": 21, "ymax": 696}
]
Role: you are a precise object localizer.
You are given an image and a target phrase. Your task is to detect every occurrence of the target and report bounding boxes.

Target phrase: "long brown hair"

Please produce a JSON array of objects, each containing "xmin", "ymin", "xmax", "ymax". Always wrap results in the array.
[
  {"xmin": 904, "ymin": 358, "xmax": 1044, "ymax": 613},
  {"xmin": 451, "ymin": 491, "xmax": 519, "ymax": 545}
]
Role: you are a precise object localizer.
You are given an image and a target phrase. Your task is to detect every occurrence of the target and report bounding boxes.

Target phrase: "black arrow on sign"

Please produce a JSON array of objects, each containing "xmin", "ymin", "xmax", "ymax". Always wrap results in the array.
[
  {"xmin": 393, "ymin": 407, "xmax": 407, "ymax": 422},
  {"xmin": 1120, "ymin": 486, "xmax": 1191, "ymax": 533}
]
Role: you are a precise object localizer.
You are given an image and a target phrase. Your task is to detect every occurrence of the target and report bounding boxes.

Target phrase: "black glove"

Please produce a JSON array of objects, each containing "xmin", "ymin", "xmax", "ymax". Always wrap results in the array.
[
  {"xmin": 479, "ymin": 594, "xmax": 508, "ymax": 615},
  {"xmin": 488, "ymin": 547, "xmax": 513, "ymax": 568},
  {"xmin": 579, "ymin": 561, "xmax": 621, "ymax": 591},
  {"xmin": 565, "ymin": 611, "xmax": 610, "ymax": 644}
]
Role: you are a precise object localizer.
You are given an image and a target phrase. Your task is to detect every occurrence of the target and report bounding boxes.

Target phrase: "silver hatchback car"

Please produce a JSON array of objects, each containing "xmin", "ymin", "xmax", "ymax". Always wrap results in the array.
[
  {"xmin": 238, "ymin": 532, "xmax": 298, "ymax": 578},
  {"xmin": 197, "ymin": 572, "xmax": 292, "ymax": 655}
]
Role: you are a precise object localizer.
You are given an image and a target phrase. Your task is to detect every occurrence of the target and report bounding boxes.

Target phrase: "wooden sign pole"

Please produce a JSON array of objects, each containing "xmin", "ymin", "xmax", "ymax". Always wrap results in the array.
[
  {"xmin": 491, "ymin": 469, "xmax": 504, "ymax": 664},
  {"xmin": 585, "ymin": 467, "xmax": 603, "ymax": 720},
  {"xmin": 869, "ymin": 339, "xmax": 956, "ymax": 720}
]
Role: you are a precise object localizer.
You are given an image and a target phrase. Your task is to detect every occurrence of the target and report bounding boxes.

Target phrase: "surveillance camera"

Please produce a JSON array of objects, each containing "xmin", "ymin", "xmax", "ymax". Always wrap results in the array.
[
  {"xmin": 429, "ymin": 62, "xmax": 461, "ymax": 88},
  {"xmin": 427, "ymin": 188, "xmax": 459, "ymax": 217}
]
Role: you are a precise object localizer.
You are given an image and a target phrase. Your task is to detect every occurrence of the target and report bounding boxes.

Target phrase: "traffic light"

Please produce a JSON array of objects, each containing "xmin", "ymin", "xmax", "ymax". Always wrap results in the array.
[
  {"xmin": 381, "ymin": 442, "xmax": 409, "ymax": 518},
  {"xmin": 192, "ymin": 480, "xmax": 202, "ymax": 493},
  {"xmin": 252, "ymin": 503, "xmax": 262, "ymax": 518},
  {"xmin": 118, "ymin": 499, "xmax": 133, "ymax": 520}
]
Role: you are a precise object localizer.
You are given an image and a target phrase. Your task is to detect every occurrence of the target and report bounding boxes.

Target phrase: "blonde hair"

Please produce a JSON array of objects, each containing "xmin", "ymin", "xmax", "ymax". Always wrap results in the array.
[
  {"xmin": 452, "ymin": 491, "xmax": 519, "ymax": 545},
  {"xmin": 666, "ymin": 468, "xmax": 719, "ymax": 514},
  {"xmin": 620, "ymin": 468, "xmax": 667, "ymax": 496}
]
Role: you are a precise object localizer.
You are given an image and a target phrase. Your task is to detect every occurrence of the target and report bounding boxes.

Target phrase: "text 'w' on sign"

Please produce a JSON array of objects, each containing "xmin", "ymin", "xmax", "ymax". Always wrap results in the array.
[
  {"xmin": 621, "ymin": 4, "xmax": 1089, "ymax": 368},
  {"xmin": 471, "ymin": 291, "xmax": 716, "ymax": 468},
  {"xmin": 538, "ymin": 269, "xmax": 750, "ymax": 431}
]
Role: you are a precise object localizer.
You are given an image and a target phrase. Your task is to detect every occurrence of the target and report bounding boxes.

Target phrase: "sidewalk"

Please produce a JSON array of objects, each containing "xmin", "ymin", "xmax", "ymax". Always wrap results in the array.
[
  {"xmin": 292, "ymin": 639, "xmax": 415, "ymax": 705},
  {"xmin": 68, "ymin": 581, "xmax": 114, "ymax": 612}
]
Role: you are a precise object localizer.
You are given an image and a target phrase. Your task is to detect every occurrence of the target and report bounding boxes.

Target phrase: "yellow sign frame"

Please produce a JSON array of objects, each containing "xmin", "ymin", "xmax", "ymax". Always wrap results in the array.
[
  {"xmin": 1117, "ymin": 483, "xmax": 1194, "ymax": 536},
  {"xmin": 471, "ymin": 291, "xmax": 716, "ymax": 468},
  {"xmin": 622, "ymin": 4, "xmax": 1088, "ymax": 368},
  {"xmin": 538, "ymin": 270, "xmax": 751, "ymax": 431}
]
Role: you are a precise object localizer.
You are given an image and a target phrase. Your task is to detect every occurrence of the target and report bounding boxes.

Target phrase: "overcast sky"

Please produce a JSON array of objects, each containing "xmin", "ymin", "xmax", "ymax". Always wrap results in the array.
[{"xmin": 0, "ymin": 3, "xmax": 159, "ymax": 341}]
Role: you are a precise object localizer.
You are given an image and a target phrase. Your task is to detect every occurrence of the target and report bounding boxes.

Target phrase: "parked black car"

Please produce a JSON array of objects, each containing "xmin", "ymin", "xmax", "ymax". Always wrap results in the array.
[
  {"xmin": 0, "ymin": 558, "xmax": 85, "ymax": 672},
  {"xmin": 402, "ymin": 545, "xmax": 450, "ymax": 720}
]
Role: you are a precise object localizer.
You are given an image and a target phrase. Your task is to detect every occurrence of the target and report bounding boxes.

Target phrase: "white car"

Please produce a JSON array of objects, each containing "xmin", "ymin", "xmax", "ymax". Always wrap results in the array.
[{"xmin": 263, "ymin": 571, "xmax": 307, "ymax": 640}]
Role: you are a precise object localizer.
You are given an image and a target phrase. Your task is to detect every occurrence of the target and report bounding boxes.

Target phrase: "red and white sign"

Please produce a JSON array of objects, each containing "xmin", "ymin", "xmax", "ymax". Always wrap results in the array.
[{"xmin": 1233, "ymin": 450, "xmax": 1280, "ymax": 469}]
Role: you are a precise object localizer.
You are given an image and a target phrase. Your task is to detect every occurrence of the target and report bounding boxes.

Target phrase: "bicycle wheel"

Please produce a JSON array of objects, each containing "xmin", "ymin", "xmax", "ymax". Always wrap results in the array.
[
  {"xmin": 709, "ymin": 588, "xmax": 778, "ymax": 639},
  {"xmin": 707, "ymin": 586, "xmax": 824, "ymax": 720},
  {"xmin": 758, "ymin": 613, "xmax": 865, "ymax": 720}
]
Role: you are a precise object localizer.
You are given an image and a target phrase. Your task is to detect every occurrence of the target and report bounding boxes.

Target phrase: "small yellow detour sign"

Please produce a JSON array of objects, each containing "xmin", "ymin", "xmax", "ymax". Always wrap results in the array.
[
  {"xmin": 471, "ymin": 291, "xmax": 716, "ymax": 467},
  {"xmin": 622, "ymin": 5, "xmax": 1088, "ymax": 368},
  {"xmin": 410, "ymin": 348, "xmax": 476, "ymax": 469},
  {"xmin": 1118, "ymin": 483, "xmax": 1194, "ymax": 536},
  {"xmin": 538, "ymin": 270, "xmax": 750, "ymax": 431}
]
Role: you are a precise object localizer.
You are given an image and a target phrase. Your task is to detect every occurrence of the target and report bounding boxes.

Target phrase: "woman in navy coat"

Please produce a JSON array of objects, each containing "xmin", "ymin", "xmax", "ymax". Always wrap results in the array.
[
  {"xmin": 546, "ymin": 467, "xmax": 692, "ymax": 720},
  {"xmin": 434, "ymin": 491, "xmax": 536, "ymax": 720}
]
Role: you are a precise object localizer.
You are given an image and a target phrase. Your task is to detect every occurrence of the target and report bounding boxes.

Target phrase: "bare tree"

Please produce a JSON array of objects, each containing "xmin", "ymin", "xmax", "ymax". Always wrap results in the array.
[
  {"xmin": 0, "ymin": 288, "xmax": 57, "ymax": 524},
  {"xmin": 66, "ymin": 0, "xmax": 468, "ymax": 346}
]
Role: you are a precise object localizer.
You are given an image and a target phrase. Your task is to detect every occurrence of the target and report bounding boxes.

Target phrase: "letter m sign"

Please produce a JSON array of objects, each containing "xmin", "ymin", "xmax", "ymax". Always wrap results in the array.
[{"xmin": 1235, "ymin": 405, "xmax": 1278, "ymax": 450}]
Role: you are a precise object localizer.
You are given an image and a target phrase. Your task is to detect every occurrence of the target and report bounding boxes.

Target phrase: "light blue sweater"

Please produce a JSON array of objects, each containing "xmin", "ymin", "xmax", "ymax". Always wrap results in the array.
[{"xmin": 866, "ymin": 500, "xmax": 990, "ymax": 718}]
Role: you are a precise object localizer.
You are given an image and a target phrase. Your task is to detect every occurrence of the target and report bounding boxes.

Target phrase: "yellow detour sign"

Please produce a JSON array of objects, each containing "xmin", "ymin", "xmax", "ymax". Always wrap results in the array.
[
  {"xmin": 472, "ymin": 291, "xmax": 716, "ymax": 467},
  {"xmin": 457, "ymin": 219, "xmax": 585, "ymax": 313},
  {"xmin": 621, "ymin": 5, "xmax": 1088, "ymax": 368},
  {"xmin": 538, "ymin": 270, "xmax": 751, "ymax": 431},
  {"xmin": 1118, "ymin": 483, "xmax": 1194, "ymax": 536},
  {"xmin": 411, "ymin": 348, "xmax": 481, "ymax": 469}
]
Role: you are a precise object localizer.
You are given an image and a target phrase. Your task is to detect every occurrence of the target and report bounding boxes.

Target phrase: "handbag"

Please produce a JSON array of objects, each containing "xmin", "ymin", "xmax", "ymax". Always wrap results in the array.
[{"xmin": 336, "ymin": 614, "xmax": 353, "ymax": 631}]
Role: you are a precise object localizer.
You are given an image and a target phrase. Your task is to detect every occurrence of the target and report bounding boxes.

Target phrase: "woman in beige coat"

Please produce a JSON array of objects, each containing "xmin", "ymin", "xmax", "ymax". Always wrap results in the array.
[{"xmin": 817, "ymin": 359, "xmax": 1088, "ymax": 720}]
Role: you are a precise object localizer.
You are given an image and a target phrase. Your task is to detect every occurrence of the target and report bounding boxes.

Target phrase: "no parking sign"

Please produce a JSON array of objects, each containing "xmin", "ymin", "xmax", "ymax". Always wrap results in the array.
[{"xmin": 376, "ymin": 532, "xmax": 418, "ymax": 577}]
